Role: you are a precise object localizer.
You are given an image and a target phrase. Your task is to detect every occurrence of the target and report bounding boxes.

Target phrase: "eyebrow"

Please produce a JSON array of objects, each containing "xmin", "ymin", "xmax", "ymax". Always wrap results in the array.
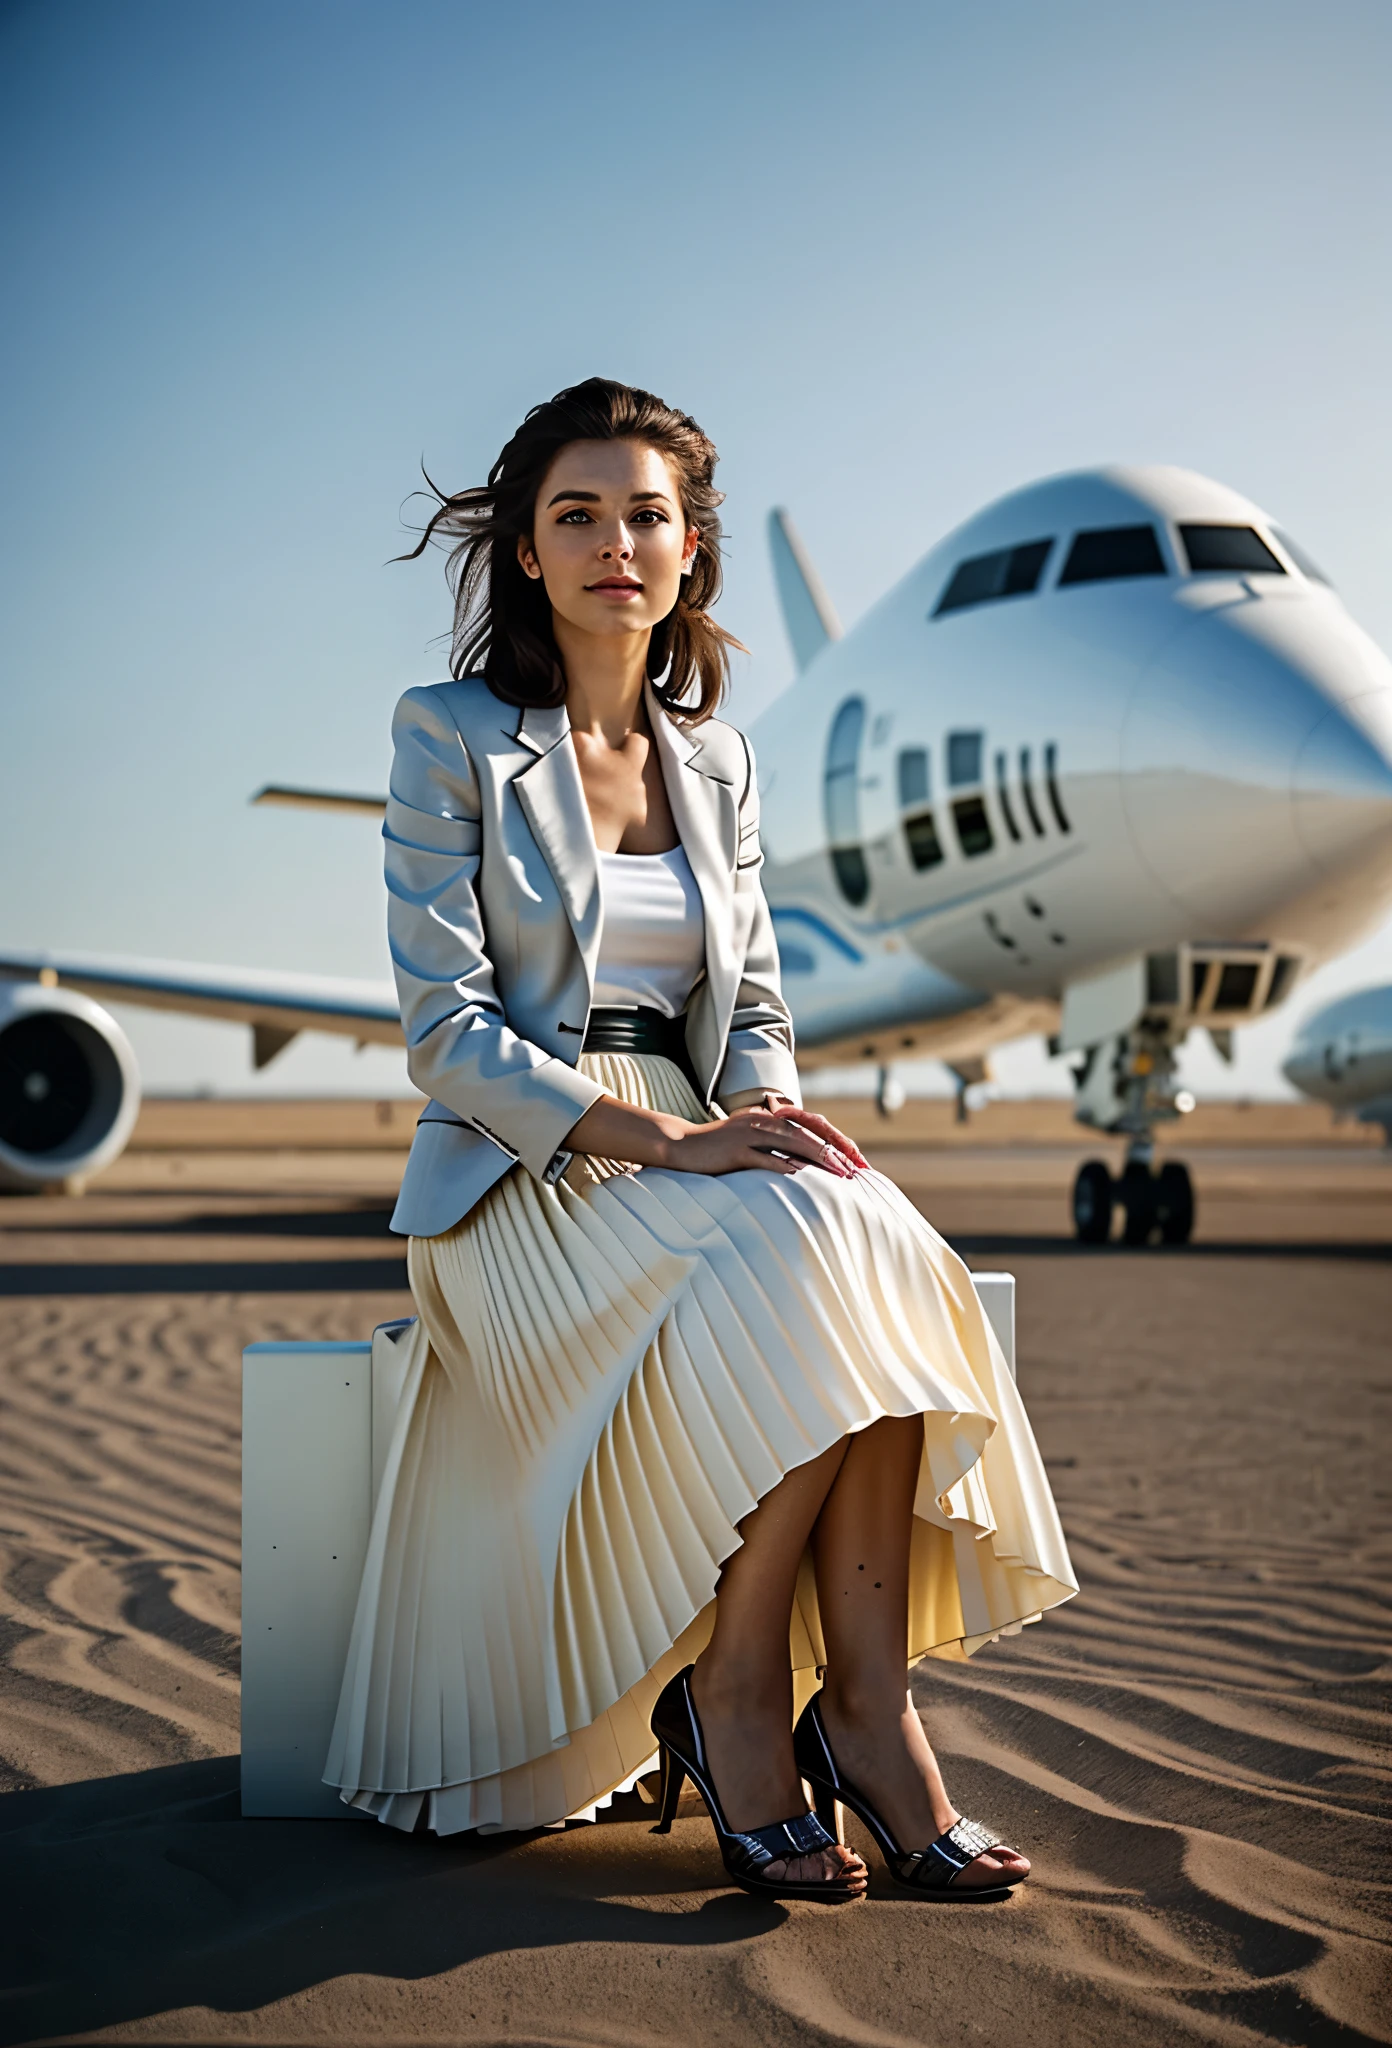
[{"xmin": 545, "ymin": 488, "xmax": 674, "ymax": 508}]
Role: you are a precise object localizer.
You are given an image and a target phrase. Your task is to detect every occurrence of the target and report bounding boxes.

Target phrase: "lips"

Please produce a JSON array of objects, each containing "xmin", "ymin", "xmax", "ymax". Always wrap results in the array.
[{"xmin": 587, "ymin": 577, "xmax": 643, "ymax": 593}]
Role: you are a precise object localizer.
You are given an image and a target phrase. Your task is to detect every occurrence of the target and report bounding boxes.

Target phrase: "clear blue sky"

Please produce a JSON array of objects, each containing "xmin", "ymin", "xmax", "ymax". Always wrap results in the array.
[{"xmin": 3, "ymin": 0, "xmax": 1390, "ymax": 1099}]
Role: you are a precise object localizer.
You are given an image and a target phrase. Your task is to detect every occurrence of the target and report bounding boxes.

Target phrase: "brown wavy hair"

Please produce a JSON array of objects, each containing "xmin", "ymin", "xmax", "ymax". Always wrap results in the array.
[{"xmin": 401, "ymin": 377, "xmax": 743, "ymax": 722}]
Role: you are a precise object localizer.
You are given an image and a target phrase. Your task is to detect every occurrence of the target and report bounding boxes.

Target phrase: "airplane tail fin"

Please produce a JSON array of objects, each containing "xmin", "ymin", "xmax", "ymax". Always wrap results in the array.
[{"xmin": 768, "ymin": 508, "xmax": 842, "ymax": 672}]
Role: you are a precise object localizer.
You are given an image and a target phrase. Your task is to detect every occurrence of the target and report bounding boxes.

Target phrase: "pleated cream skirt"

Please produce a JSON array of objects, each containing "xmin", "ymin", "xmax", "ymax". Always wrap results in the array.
[{"xmin": 324, "ymin": 1053, "xmax": 1077, "ymax": 1834}]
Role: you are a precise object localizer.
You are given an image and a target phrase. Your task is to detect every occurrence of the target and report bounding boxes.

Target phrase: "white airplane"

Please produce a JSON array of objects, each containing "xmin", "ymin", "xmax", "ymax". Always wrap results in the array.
[
  {"xmin": 4, "ymin": 464, "xmax": 1391, "ymax": 1244},
  {"xmin": 1282, "ymin": 985, "xmax": 1392, "ymax": 1141}
]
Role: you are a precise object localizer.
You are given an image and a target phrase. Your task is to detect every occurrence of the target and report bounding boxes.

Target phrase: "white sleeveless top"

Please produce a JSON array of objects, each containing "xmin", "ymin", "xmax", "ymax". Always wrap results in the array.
[{"xmin": 594, "ymin": 845, "xmax": 705, "ymax": 1017}]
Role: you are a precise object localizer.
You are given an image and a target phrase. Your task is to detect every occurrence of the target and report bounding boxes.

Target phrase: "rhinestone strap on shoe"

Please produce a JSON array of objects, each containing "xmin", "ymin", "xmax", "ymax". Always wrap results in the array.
[{"xmin": 903, "ymin": 1817, "xmax": 1006, "ymax": 1887}]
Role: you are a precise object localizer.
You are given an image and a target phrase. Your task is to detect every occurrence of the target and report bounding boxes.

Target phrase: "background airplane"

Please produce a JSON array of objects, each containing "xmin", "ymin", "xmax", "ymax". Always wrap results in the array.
[
  {"xmin": 4, "ymin": 464, "xmax": 1391, "ymax": 1243},
  {"xmin": 1282, "ymin": 984, "xmax": 1392, "ymax": 1142}
]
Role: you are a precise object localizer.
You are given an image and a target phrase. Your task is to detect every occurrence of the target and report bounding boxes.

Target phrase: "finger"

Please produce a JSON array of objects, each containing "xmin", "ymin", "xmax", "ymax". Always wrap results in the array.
[
  {"xmin": 770, "ymin": 1121, "xmax": 861, "ymax": 1172},
  {"xmin": 749, "ymin": 1126, "xmax": 845, "ymax": 1168},
  {"xmin": 785, "ymin": 1110, "xmax": 869, "ymax": 1166},
  {"xmin": 771, "ymin": 1109, "xmax": 869, "ymax": 1169},
  {"xmin": 759, "ymin": 1136, "xmax": 857, "ymax": 1178}
]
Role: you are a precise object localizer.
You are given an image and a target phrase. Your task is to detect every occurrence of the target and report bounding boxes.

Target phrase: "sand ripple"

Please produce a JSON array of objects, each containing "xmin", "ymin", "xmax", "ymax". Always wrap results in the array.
[{"xmin": 0, "ymin": 1201, "xmax": 1386, "ymax": 2046}]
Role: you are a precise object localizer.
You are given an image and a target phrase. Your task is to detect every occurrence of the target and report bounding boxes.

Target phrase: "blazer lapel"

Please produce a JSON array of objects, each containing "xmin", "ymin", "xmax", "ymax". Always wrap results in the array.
[
  {"xmin": 510, "ymin": 701, "xmax": 604, "ymax": 984},
  {"xmin": 646, "ymin": 682, "xmax": 740, "ymax": 1095}
]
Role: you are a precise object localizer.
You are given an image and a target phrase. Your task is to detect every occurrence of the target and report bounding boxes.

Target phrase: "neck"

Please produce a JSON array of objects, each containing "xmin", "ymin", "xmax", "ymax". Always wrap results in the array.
[{"xmin": 552, "ymin": 614, "xmax": 651, "ymax": 744}]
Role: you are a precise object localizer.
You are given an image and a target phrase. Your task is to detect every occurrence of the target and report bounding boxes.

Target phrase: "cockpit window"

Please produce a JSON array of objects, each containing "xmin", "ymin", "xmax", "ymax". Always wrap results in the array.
[
  {"xmin": 1180, "ymin": 524, "xmax": 1286, "ymax": 575},
  {"xmin": 1058, "ymin": 525, "xmax": 1167, "ymax": 585},
  {"xmin": 1271, "ymin": 527, "xmax": 1331, "ymax": 585},
  {"xmin": 934, "ymin": 538, "xmax": 1053, "ymax": 616}
]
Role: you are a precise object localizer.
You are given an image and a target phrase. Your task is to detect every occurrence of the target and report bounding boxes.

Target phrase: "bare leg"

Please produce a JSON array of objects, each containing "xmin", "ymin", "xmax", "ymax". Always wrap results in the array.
[
  {"xmin": 812, "ymin": 1415, "xmax": 1030, "ymax": 1890},
  {"xmin": 691, "ymin": 1441, "xmax": 867, "ymax": 1893}
]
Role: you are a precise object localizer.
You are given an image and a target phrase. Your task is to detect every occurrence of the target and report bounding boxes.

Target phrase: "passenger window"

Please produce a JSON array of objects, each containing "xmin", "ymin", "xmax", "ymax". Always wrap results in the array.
[
  {"xmin": 934, "ymin": 538, "xmax": 1054, "ymax": 616},
  {"xmin": 897, "ymin": 747, "xmax": 930, "ymax": 809},
  {"xmin": 1058, "ymin": 525, "xmax": 1166, "ymax": 585},
  {"xmin": 952, "ymin": 795, "xmax": 995, "ymax": 858},
  {"xmin": 994, "ymin": 751, "xmax": 1022, "ymax": 842},
  {"xmin": 1180, "ymin": 525, "xmax": 1285, "ymax": 575},
  {"xmin": 1044, "ymin": 742, "xmax": 1071, "ymax": 833},
  {"xmin": 824, "ymin": 697, "xmax": 869, "ymax": 906},
  {"xmin": 904, "ymin": 811, "xmax": 944, "ymax": 870},
  {"xmin": 947, "ymin": 731, "xmax": 983, "ymax": 786},
  {"xmin": 1018, "ymin": 747, "xmax": 1046, "ymax": 836}
]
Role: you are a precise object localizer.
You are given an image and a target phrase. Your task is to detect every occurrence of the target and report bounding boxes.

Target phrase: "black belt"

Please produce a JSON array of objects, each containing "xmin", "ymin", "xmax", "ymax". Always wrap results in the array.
[{"xmin": 582, "ymin": 1006, "xmax": 702, "ymax": 1096}]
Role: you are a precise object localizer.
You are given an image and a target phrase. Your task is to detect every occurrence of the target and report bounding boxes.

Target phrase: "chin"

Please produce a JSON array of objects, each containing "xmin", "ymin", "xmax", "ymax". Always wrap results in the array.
[{"xmin": 573, "ymin": 605, "xmax": 662, "ymax": 637}]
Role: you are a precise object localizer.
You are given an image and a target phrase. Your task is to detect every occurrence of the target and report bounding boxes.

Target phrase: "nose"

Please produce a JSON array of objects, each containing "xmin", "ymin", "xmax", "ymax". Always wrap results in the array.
[
  {"xmin": 1122, "ymin": 594, "xmax": 1392, "ymax": 928},
  {"xmin": 599, "ymin": 522, "xmax": 634, "ymax": 562}
]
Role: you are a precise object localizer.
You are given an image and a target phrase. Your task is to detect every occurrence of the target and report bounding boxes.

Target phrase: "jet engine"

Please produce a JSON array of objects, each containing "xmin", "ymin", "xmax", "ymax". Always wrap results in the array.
[{"xmin": 0, "ymin": 981, "xmax": 141, "ymax": 1192}]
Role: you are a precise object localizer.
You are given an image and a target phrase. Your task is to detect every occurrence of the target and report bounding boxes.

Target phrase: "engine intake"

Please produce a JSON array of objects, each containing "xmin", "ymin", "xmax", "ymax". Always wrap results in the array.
[{"xmin": 0, "ymin": 983, "xmax": 141, "ymax": 1191}]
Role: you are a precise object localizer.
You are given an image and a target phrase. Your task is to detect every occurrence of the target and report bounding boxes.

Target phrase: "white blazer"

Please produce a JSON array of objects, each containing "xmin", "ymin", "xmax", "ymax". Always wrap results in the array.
[{"xmin": 385, "ymin": 676, "xmax": 801, "ymax": 1237}]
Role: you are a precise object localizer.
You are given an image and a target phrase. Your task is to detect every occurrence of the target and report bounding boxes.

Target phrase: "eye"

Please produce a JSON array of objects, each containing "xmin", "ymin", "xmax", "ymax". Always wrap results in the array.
[
  {"xmin": 556, "ymin": 507, "xmax": 593, "ymax": 524},
  {"xmin": 631, "ymin": 507, "xmax": 669, "ymax": 525}
]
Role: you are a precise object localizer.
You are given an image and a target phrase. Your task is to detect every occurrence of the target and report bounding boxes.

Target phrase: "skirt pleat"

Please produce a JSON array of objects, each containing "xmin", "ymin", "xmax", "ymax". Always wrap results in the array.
[{"xmin": 323, "ymin": 1053, "xmax": 1077, "ymax": 1833}]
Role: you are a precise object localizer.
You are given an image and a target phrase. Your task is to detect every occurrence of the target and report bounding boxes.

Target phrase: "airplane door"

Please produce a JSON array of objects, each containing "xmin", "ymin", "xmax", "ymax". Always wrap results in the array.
[
  {"xmin": 823, "ymin": 696, "xmax": 872, "ymax": 908},
  {"xmin": 860, "ymin": 708, "xmax": 903, "ymax": 899},
  {"xmin": 821, "ymin": 697, "xmax": 903, "ymax": 918}
]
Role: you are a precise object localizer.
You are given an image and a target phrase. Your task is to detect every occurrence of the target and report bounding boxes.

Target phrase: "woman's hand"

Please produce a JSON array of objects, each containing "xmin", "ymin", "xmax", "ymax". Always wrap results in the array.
[
  {"xmin": 667, "ymin": 1101, "xmax": 870, "ymax": 1179},
  {"xmin": 565, "ymin": 1091, "xmax": 871, "ymax": 1180}
]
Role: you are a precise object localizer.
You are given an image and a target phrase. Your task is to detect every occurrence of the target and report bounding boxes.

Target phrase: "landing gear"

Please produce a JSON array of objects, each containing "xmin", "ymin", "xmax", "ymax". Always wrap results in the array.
[
  {"xmin": 1153, "ymin": 1160, "xmax": 1195, "ymax": 1244},
  {"xmin": 1119, "ymin": 1159, "xmax": 1155, "ymax": 1245},
  {"xmin": 876, "ymin": 1065, "xmax": 906, "ymax": 1119},
  {"xmin": 1072, "ymin": 1159, "xmax": 1114, "ymax": 1243},
  {"xmin": 1068, "ymin": 1017, "xmax": 1198, "ymax": 1246},
  {"xmin": 1068, "ymin": 1155, "xmax": 1195, "ymax": 1245}
]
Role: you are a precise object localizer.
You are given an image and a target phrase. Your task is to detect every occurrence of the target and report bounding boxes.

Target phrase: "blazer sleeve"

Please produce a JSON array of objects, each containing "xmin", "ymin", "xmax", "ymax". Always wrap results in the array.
[
  {"xmin": 384, "ymin": 685, "xmax": 605, "ymax": 1181},
  {"xmin": 714, "ymin": 732, "xmax": 803, "ymax": 1111}
]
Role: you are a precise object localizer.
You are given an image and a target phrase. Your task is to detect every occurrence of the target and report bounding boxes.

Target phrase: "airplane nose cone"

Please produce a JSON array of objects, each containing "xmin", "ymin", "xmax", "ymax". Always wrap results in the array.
[
  {"xmin": 1293, "ymin": 687, "xmax": 1392, "ymax": 873},
  {"xmin": 1123, "ymin": 597, "xmax": 1392, "ymax": 925}
]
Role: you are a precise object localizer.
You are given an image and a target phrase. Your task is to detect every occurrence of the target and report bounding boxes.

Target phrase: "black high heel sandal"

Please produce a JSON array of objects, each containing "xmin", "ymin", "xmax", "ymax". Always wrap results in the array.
[
  {"xmin": 649, "ymin": 1666, "xmax": 862, "ymax": 1903},
  {"xmin": 793, "ymin": 1691, "xmax": 1024, "ymax": 1900}
]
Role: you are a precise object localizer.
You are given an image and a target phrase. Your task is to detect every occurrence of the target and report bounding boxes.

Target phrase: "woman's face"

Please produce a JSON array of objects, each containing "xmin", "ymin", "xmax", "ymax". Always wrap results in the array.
[{"xmin": 519, "ymin": 438, "xmax": 697, "ymax": 644}]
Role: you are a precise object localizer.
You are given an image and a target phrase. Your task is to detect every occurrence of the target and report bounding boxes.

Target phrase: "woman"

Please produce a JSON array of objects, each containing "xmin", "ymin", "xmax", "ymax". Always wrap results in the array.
[{"xmin": 325, "ymin": 377, "xmax": 1077, "ymax": 1901}]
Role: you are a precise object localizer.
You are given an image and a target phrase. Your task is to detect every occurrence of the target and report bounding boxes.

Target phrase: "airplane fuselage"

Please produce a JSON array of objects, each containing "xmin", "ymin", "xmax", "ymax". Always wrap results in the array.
[
  {"xmin": 1283, "ymin": 984, "xmax": 1392, "ymax": 1136},
  {"xmin": 751, "ymin": 466, "xmax": 1392, "ymax": 1071}
]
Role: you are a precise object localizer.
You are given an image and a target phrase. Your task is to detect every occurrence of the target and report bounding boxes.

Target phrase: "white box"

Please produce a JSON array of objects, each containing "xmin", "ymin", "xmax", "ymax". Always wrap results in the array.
[
  {"xmin": 971, "ymin": 1271, "xmax": 1016, "ymax": 1380},
  {"xmin": 240, "ymin": 1322, "xmax": 414, "ymax": 1819},
  {"xmin": 240, "ymin": 1276, "xmax": 1016, "ymax": 1819}
]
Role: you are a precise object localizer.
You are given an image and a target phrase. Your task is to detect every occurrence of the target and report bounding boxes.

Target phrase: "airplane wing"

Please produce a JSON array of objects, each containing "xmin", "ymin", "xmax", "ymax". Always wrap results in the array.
[
  {"xmin": 251, "ymin": 784, "xmax": 387, "ymax": 817},
  {"xmin": 0, "ymin": 949, "xmax": 402, "ymax": 1064}
]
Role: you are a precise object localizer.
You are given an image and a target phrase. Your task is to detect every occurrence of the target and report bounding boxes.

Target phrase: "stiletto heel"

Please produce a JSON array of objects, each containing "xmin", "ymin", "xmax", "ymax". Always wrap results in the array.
[
  {"xmin": 649, "ymin": 1666, "xmax": 862, "ymax": 1903},
  {"xmin": 653, "ymin": 1741, "xmax": 685, "ymax": 1835},
  {"xmin": 811, "ymin": 1785, "xmax": 840, "ymax": 1840},
  {"xmin": 793, "ymin": 1692, "xmax": 1025, "ymax": 1901}
]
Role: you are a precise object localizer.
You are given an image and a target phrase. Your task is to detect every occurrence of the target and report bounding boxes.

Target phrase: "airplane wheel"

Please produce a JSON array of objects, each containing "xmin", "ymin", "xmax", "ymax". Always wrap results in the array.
[
  {"xmin": 1072, "ymin": 1160, "xmax": 1114, "ymax": 1243},
  {"xmin": 1119, "ymin": 1161, "xmax": 1157, "ymax": 1246},
  {"xmin": 1154, "ymin": 1161, "xmax": 1194, "ymax": 1245}
]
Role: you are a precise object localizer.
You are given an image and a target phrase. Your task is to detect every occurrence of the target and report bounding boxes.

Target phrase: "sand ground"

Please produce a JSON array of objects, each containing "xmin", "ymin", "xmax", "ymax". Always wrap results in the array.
[{"xmin": 0, "ymin": 1116, "xmax": 1388, "ymax": 2046}]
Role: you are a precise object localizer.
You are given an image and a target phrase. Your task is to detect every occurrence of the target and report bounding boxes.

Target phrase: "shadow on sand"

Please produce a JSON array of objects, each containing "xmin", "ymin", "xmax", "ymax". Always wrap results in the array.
[
  {"xmin": 0, "ymin": 1257, "xmax": 410, "ymax": 1296},
  {"xmin": 952, "ymin": 1232, "xmax": 1390, "ymax": 1261},
  {"xmin": 0, "ymin": 1758, "xmax": 784, "ymax": 2046}
]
